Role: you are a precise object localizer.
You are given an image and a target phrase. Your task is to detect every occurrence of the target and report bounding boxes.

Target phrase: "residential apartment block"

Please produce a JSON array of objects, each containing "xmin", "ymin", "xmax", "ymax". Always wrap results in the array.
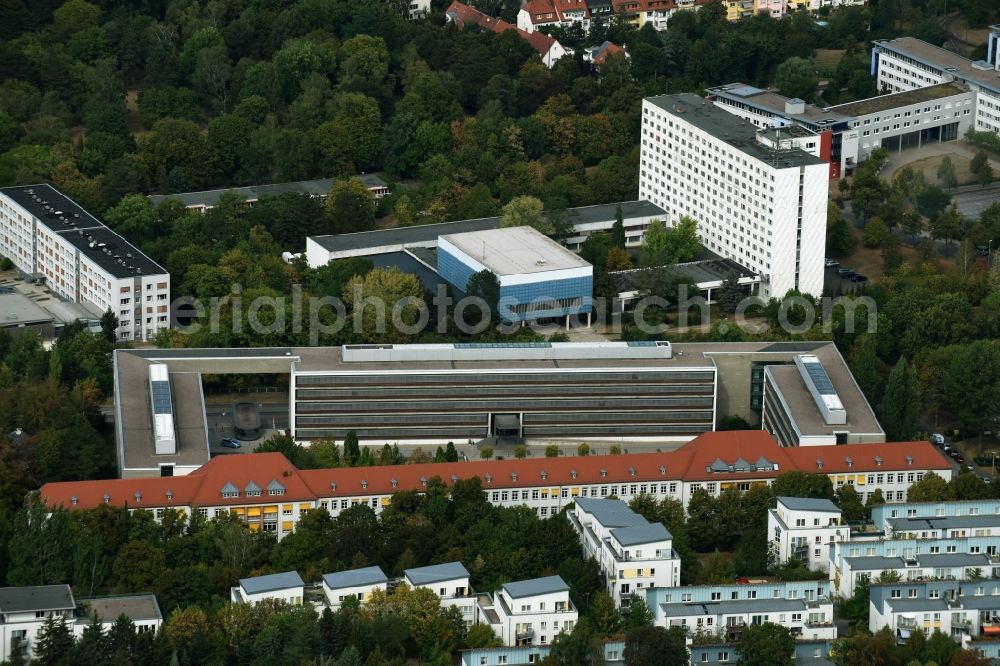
[
  {"xmin": 872, "ymin": 30, "xmax": 1000, "ymax": 135},
  {"xmin": 39, "ymin": 432, "xmax": 953, "ymax": 544},
  {"xmin": 0, "ymin": 184, "xmax": 170, "ymax": 342},
  {"xmin": 405, "ymin": 562, "xmax": 476, "ymax": 627},
  {"xmin": 646, "ymin": 580, "xmax": 836, "ymax": 642},
  {"xmin": 570, "ymin": 497, "xmax": 681, "ymax": 607},
  {"xmin": 767, "ymin": 496, "xmax": 847, "ymax": 573},
  {"xmin": 476, "ymin": 576, "xmax": 578, "ymax": 646},
  {"xmin": 321, "ymin": 566, "xmax": 389, "ymax": 610},
  {"xmin": 690, "ymin": 638, "xmax": 833, "ymax": 665},
  {"xmin": 231, "ymin": 571, "xmax": 305, "ymax": 606},
  {"xmin": 870, "ymin": 579, "xmax": 1000, "ymax": 651},
  {"xmin": 638, "ymin": 94, "xmax": 829, "ymax": 298},
  {"xmin": 461, "ymin": 642, "xmax": 626, "ymax": 666},
  {"xmin": 0, "ymin": 585, "xmax": 162, "ymax": 662},
  {"xmin": 871, "ymin": 499, "xmax": 1000, "ymax": 538}
]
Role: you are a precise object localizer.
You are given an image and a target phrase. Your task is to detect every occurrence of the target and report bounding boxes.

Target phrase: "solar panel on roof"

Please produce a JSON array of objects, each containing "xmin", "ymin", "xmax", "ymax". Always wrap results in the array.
[
  {"xmin": 150, "ymin": 380, "xmax": 172, "ymax": 414},
  {"xmin": 626, "ymin": 341, "xmax": 657, "ymax": 347},
  {"xmin": 802, "ymin": 361, "xmax": 836, "ymax": 395}
]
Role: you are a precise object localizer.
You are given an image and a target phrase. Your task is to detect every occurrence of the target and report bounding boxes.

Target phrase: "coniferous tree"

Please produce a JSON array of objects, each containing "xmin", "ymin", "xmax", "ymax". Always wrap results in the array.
[
  {"xmin": 611, "ymin": 206, "xmax": 626, "ymax": 249},
  {"xmin": 35, "ymin": 615, "xmax": 75, "ymax": 666},
  {"xmin": 881, "ymin": 360, "xmax": 921, "ymax": 441}
]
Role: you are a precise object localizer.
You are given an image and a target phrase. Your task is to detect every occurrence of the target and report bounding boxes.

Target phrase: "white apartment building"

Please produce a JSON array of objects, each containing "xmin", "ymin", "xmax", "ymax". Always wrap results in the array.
[
  {"xmin": 231, "ymin": 571, "xmax": 305, "ymax": 606},
  {"xmin": 872, "ymin": 31, "xmax": 1000, "ymax": 135},
  {"xmin": 869, "ymin": 579, "xmax": 1000, "ymax": 645},
  {"xmin": 1, "ymin": 586, "xmax": 163, "ymax": 662},
  {"xmin": 646, "ymin": 581, "xmax": 836, "ymax": 642},
  {"xmin": 0, "ymin": 185, "xmax": 170, "ymax": 341},
  {"xmin": 405, "ymin": 562, "xmax": 476, "ymax": 627},
  {"xmin": 768, "ymin": 496, "xmax": 847, "ymax": 573},
  {"xmin": 872, "ymin": 499, "xmax": 1000, "ymax": 538},
  {"xmin": 569, "ymin": 497, "xmax": 680, "ymax": 607},
  {"xmin": 321, "ymin": 566, "xmax": 388, "ymax": 610},
  {"xmin": 477, "ymin": 576, "xmax": 578, "ymax": 646},
  {"xmin": 0, "ymin": 585, "xmax": 76, "ymax": 661},
  {"xmin": 638, "ymin": 94, "xmax": 829, "ymax": 299}
]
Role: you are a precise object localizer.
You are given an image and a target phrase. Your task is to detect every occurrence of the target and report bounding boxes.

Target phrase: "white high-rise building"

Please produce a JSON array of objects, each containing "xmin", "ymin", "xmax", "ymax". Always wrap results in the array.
[
  {"xmin": 0, "ymin": 184, "xmax": 170, "ymax": 342},
  {"xmin": 638, "ymin": 94, "xmax": 830, "ymax": 299}
]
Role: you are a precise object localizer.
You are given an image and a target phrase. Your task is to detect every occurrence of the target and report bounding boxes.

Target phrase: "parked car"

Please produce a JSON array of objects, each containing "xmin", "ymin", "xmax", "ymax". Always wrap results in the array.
[
  {"xmin": 824, "ymin": 258, "xmax": 840, "ymax": 267},
  {"xmin": 930, "ymin": 433, "xmax": 946, "ymax": 446},
  {"xmin": 220, "ymin": 437, "xmax": 242, "ymax": 449},
  {"xmin": 954, "ymin": 455, "xmax": 966, "ymax": 464},
  {"xmin": 947, "ymin": 449, "xmax": 959, "ymax": 458},
  {"xmin": 977, "ymin": 246, "xmax": 989, "ymax": 256},
  {"xmin": 850, "ymin": 274, "xmax": 869, "ymax": 283},
  {"xmin": 837, "ymin": 268, "xmax": 853, "ymax": 276}
]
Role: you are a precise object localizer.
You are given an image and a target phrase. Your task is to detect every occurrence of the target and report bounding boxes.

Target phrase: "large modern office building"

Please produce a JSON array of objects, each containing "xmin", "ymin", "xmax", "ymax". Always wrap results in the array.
[
  {"xmin": 872, "ymin": 30, "xmax": 1000, "ymax": 136},
  {"xmin": 112, "ymin": 340, "xmax": 881, "ymax": 477},
  {"xmin": 638, "ymin": 94, "xmax": 829, "ymax": 299},
  {"xmin": 0, "ymin": 185, "xmax": 170, "ymax": 342},
  {"xmin": 437, "ymin": 226, "xmax": 593, "ymax": 324}
]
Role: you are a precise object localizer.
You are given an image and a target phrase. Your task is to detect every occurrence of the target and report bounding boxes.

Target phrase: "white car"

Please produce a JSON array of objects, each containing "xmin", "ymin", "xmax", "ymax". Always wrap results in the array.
[
  {"xmin": 824, "ymin": 258, "xmax": 839, "ymax": 267},
  {"xmin": 930, "ymin": 433, "xmax": 946, "ymax": 446}
]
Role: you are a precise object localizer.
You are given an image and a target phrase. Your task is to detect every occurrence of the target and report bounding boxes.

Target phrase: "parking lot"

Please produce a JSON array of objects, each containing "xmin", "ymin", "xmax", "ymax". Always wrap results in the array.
[
  {"xmin": 931, "ymin": 433, "xmax": 996, "ymax": 485},
  {"xmin": 822, "ymin": 258, "xmax": 870, "ymax": 293}
]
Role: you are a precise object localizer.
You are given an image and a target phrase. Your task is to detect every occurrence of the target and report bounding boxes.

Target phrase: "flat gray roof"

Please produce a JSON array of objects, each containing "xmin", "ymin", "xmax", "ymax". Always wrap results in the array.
[
  {"xmin": 293, "ymin": 343, "xmax": 716, "ymax": 373},
  {"xmin": 0, "ymin": 585, "xmax": 75, "ymax": 613},
  {"xmin": 645, "ymin": 94, "xmax": 827, "ymax": 168},
  {"xmin": 147, "ymin": 176, "xmax": 388, "ymax": 209},
  {"xmin": 890, "ymin": 515, "xmax": 1000, "ymax": 531},
  {"xmin": 322, "ymin": 566, "xmax": 388, "ymax": 591},
  {"xmin": 764, "ymin": 344, "xmax": 884, "ymax": 437},
  {"xmin": 874, "ymin": 37, "xmax": 1000, "ymax": 94},
  {"xmin": 240, "ymin": 571, "xmax": 304, "ymax": 594},
  {"xmin": 611, "ymin": 523, "xmax": 672, "ymax": 546},
  {"xmin": 829, "ymin": 82, "xmax": 970, "ymax": 116},
  {"xmin": 115, "ymin": 351, "xmax": 211, "ymax": 472},
  {"xmin": 778, "ymin": 496, "xmax": 840, "ymax": 512},
  {"xmin": 917, "ymin": 553, "xmax": 990, "ymax": 568},
  {"xmin": 661, "ymin": 597, "xmax": 807, "ymax": 617},
  {"xmin": 0, "ymin": 293, "xmax": 54, "ymax": 326},
  {"xmin": 613, "ymin": 258, "xmax": 757, "ymax": 291},
  {"xmin": 441, "ymin": 226, "xmax": 590, "ymax": 276},
  {"xmin": 78, "ymin": 594, "xmax": 162, "ymax": 623},
  {"xmin": 574, "ymin": 498, "xmax": 650, "ymax": 527},
  {"xmin": 845, "ymin": 556, "xmax": 905, "ymax": 570},
  {"xmin": 405, "ymin": 562, "xmax": 470, "ymax": 585},
  {"xmin": 1, "ymin": 184, "xmax": 166, "ymax": 278},
  {"xmin": 705, "ymin": 84, "xmax": 852, "ymax": 126},
  {"xmin": 886, "ymin": 598, "xmax": 949, "ymax": 613},
  {"xmin": 503, "ymin": 576, "xmax": 569, "ymax": 598},
  {"xmin": 309, "ymin": 200, "xmax": 666, "ymax": 255}
]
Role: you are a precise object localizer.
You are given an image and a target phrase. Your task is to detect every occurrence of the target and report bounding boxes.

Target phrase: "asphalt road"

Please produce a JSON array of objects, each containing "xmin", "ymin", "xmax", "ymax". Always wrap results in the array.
[
  {"xmin": 205, "ymin": 402, "xmax": 289, "ymax": 453},
  {"xmin": 952, "ymin": 183, "xmax": 1000, "ymax": 220}
]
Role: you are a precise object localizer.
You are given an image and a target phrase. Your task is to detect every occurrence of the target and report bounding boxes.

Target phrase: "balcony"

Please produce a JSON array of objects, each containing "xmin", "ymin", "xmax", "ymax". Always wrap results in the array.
[{"xmin": 897, "ymin": 617, "xmax": 918, "ymax": 629}]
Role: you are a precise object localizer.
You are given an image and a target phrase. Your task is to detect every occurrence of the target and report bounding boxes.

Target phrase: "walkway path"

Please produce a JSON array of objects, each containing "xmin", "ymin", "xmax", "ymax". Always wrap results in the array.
[{"xmin": 879, "ymin": 140, "xmax": 1000, "ymax": 182}]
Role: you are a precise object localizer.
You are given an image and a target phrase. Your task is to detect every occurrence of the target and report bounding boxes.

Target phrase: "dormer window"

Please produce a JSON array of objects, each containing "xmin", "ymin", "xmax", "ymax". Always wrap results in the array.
[
  {"xmin": 875, "ymin": 456, "xmax": 883, "ymax": 467},
  {"xmin": 845, "ymin": 457, "xmax": 853, "ymax": 469},
  {"xmin": 511, "ymin": 472, "xmax": 518, "ymax": 482},
  {"xmin": 540, "ymin": 471, "xmax": 548, "ymax": 481},
  {"xmin": 102, "ymin": 493, "xmax": 110, "ymax": 504},
  {"xmin": 628, "ymin": 467, "xmax": 636, "ymax": 477},
  {"xmin": 905, "ymin": 455, "xmax": 913, "ymax": 466},
  {"xmin": 600, "ymin": 469, "xmax": 607, "ymax": 478},
  {"xmin": 330, "ymin": 482, "xmax": 337, "ymax": 491},
  {"xmin": 134, "ymin": 492, "xmax": 142, "ymax": 503},
  {"xmin": 485, "ymin": 473, "xmax": 493, "ymax": 484},
  {"xmin": 166, "ymin": 490, "xmax": 173, "ymax": 502},
  {"xmin": 390, "ymin": 478, "xmax": 397, "ymax": 488},
  {"xmin": 70, "ymin": 496, "xmax": 78, "ymax": 506},
  {"xmin": 816, "ymin": 459, "xmax": 824, "ymax": 470},
  {"xmin": 451, "ymin": 475, "xmax": 458, "ymax": 484},
  {"xmin": 361, "ymin": 480, "xmax": 368, "ymax": 490},
  {"xmin": 420, "ymin": 476, "xmax": 428, "ymax": 487},
  {"xmin": 221, "ymin": 482, "xmax": 239, "ymax": 499},
  {"xmin": 570, "ymin": 469, "xmax": 577, "ymax": 479},
  {"xmin": 659, "ymin": 466, "xmax": 666, "ymax": 476}
]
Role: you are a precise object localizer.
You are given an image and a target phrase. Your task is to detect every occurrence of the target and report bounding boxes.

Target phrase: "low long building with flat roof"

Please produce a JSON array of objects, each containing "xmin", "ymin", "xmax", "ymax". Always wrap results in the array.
[{"xmin": 304, "ymin": 200, "xmax": 668, "ymax": 267}]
